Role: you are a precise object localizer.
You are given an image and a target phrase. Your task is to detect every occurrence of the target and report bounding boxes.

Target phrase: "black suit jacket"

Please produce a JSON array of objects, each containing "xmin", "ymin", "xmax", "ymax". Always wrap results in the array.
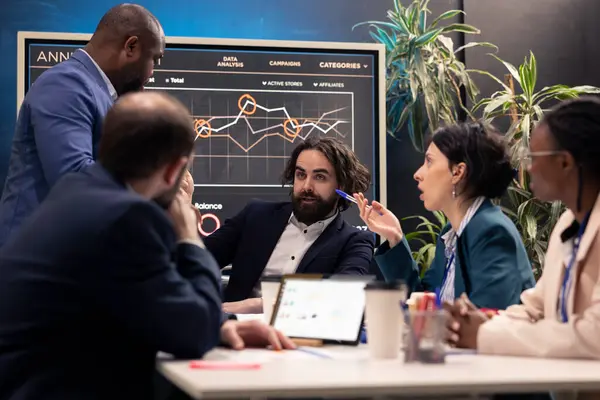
[
  {"xmin": 205, "ymin": 200, "xmax": 375, "ymax": 302},
  {"xmin": 0, "ymin": 164, "xmax": 224, "ymax": 400}
]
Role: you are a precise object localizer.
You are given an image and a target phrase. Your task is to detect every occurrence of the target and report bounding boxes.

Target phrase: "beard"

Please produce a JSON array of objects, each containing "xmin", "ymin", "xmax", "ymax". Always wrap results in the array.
[
  {"xmin": 152, "ymin": 165, "xmax": 188, "ymax": 209},
  {"xmin": 291, "ymin": 191, "xmax": 338, "ymax": 226},
  {"xmin": 119, "ymin": 77, "xmax": 145, "ymax": 96},
  {"xmin": 117, "ymin": 62, "xmax": 147, "ymax": 96}
]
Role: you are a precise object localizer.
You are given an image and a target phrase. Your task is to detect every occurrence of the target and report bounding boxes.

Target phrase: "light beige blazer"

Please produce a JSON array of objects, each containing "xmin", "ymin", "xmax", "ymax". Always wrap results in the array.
[{"xmin": 479, "ymin": 194, "xmax": 600, "ymax": 359}]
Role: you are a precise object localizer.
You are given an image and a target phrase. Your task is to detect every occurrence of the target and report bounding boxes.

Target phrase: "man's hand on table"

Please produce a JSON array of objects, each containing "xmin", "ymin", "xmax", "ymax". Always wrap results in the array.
[
  {"xmin": 220, "ymin": 319, "xmax": 296, "ymax": 351},
  {"xmin": 223, "ymin": 298, "xmax": 262, "ymax": 314}
]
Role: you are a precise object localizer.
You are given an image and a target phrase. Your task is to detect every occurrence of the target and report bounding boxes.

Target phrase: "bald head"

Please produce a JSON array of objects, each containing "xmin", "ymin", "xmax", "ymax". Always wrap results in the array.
[
  {"xmin": 98, "ymin": 91, "xmax": 195, "ymax": 182},
  {"xmin": 92, "ymin": 4, "xmax": 160, "ymax": 45},
  {"xmin": 87, "ymin": 4, "xmax": 164, "ymax": 96}
]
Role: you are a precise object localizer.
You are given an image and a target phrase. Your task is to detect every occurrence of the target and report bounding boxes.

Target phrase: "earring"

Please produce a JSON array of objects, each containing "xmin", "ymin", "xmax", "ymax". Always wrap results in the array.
[{"xmin": 452, "ymin": 185, "xmax": 457, "ymax": 198}]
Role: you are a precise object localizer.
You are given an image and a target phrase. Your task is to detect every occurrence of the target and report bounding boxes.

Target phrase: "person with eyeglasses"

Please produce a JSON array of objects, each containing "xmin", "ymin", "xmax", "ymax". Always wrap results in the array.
[
  {"xmin": 354, "ymin": 122, "xmax": 535, "ymax": 309},
  {"xmin": 446, "ymin": 97, "xmax": 600, "ymax": 367}
]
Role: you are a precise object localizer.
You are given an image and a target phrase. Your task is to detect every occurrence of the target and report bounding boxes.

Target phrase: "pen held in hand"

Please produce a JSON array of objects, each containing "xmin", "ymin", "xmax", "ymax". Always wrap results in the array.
[{"xmin": 335, "ymin": 189, "xmax": 384, "ymax": 216}]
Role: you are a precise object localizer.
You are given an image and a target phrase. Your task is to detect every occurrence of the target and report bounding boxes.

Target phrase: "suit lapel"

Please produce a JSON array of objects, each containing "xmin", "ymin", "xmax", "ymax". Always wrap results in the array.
[
  {"xmin": 453, "ymin": 244, "xmax": 469, "ymax": 296},
  {"xmin": 546, "ymin": 238, "xmax": 567, "ymax": 321},
  {"xmin": 295, "ymin": 213, "xmax": 343, "ymax": 274},
  {"xmin": 561, "ymin": 196, "xmax": 600, "ymax": 318},
  {"xmin": 544, "ymin": 203, "xmax": 598, "ymax": 321},
  {"xmin": 247, "ymin": 203, "xmax": 291, "ymax": 281},
  {"xmin": 575, "ymin": 198, "xmax": 600, "ymax": 262},
  {"xmin": 451, "ymin": 201, "xmax": 491, "ymax": 297},
  {"xmin": 70, "ymin": 50, "xmax": 114, "ymax": 101}
]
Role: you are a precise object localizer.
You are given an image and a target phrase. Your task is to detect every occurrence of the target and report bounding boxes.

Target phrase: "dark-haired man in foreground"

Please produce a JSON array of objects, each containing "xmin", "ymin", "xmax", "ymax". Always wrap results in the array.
[
  {"xmin": 0, "ymin": 92, "xmax": 294, "ymax": 400},
  {"xmin": 203, "ymin": 137, "xmax": 375, "ymax": 314}
]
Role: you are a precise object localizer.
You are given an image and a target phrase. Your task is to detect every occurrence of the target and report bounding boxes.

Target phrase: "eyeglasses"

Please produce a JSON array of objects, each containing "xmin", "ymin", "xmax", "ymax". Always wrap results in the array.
[{"xmin": 519, "ymin": 149, "xmax": 564, "ymax": 168}]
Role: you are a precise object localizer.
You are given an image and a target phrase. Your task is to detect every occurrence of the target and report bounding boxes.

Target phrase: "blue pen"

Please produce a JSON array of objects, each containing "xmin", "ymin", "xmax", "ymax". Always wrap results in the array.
[
  {"xmin": 434, "ymin": 287, "xmax": 442, "ymax": 309},
  {"xmin": 335, "ymin": 189, "xmax": 383, "ymax": 215},
  {"xmin": 335, "ymin": 189, "xmax": 359, "ymax": 205},
  {"xmin": 360, "ymin": 327, "xmax": 367, "ymax": 344},
  {"xmin": 296, "ymin": 347, "xmax": 332, "ymax": 359}
]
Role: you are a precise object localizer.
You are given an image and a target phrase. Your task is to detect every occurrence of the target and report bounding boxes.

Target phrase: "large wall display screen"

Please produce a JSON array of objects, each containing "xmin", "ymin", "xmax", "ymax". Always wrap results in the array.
[{"xmin": 18, "ymin": 32, "xmax": 386, "ymax": 236}]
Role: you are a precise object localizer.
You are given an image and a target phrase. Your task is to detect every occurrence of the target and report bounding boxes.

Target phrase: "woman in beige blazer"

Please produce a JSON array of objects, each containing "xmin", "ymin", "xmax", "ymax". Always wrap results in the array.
[{"xmin": 446, "ymin": 96, "xmax": 600, "ymax": 361}]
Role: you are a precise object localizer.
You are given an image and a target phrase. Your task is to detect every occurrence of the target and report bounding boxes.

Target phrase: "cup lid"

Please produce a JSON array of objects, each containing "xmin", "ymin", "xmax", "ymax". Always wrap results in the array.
[
  {"xmin": 260, "ymin": 275, "xmax": 283, "ymax": 283},
  {"xmin": 364, "ymin": 280, "xmax": 407, "ymax": 291}
]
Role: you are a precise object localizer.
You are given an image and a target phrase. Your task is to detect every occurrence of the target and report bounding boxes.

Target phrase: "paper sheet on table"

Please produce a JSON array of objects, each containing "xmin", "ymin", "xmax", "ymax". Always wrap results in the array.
[
  {"xmin": 204, "ymin": 346, "xmax": 370, "ymax": 363},
  {"xmin": 204, "ymin": 348, "xmax": 317, "ymax": 363}
]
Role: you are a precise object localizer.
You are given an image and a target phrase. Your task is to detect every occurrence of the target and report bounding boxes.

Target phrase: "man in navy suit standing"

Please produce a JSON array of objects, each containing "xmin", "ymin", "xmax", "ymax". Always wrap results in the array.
[
  {"xmin": 203, "ymin": 137, "xmax": 375, "ymax": 314},
  {"xmin": 0, "ymin": 3, "xmax": 166, "ymax": 247},
  {"xmin": 0, "ymin": 91, "xmax": 294, "ymax": 400}
]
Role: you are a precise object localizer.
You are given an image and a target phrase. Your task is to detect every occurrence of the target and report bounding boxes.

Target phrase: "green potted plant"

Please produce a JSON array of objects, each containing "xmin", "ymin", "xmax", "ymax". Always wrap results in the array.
[
  {"xmin": 402, "ymin": 211, "xmax": 448, "ymax": 276},
  {"xmin": 353, "ymin": 0, "xmax": 494, "ymax": 151},
  {"xmin": 471, "ymin": 51, "xmax": 600, "ymax": 276}
]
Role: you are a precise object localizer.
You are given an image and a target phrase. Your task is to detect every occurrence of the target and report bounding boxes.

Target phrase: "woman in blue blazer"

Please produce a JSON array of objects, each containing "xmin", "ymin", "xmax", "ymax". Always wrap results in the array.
[{"xmin": 355, "ymin": 122, "xmax": 535, "ymax": 309}]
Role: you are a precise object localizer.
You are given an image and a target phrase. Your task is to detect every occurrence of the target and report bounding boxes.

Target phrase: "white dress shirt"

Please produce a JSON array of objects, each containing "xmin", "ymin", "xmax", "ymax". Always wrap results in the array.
[
  {"xmin": 79, "ymin": 49, "xmax": 118, "ymax": 101},
  {"xmin": 262, "ymin": 212, "xmax": 337, "ymax": 276}
]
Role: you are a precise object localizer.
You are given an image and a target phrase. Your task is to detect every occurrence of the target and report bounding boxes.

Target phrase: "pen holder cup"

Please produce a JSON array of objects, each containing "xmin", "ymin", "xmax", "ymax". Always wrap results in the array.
[{"xmin": 404, "ymin": 309, "xmax": 448, "ymax": 364}]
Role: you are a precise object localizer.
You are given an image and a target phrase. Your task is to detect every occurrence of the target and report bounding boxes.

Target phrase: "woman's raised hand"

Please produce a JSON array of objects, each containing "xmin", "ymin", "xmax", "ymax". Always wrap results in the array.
[{"xmin": 353, "ymin": 193, "xmax": 404, "ymax": 248}]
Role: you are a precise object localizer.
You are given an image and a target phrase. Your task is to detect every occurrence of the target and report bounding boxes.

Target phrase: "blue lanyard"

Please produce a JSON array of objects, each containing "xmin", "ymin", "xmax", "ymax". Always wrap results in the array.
[
  {"xmin": 559, "ymin": 214, "xmax": 590, "ymax": 323},
  {"xmin": 441, "ymin": 252, "xmax": 455, "ymax": 296}
]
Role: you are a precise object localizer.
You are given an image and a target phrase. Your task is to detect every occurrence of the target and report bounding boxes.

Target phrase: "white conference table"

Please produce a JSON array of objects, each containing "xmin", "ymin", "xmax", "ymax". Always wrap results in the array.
[{"xmin": 157, "ymin": 345, "xmax": 600, "ymax": 399}]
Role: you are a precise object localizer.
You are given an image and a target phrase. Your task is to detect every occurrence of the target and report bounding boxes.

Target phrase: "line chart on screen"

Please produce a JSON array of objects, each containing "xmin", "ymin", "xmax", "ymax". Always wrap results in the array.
[{"xmin": 149, "ymin": 87, "xmax": 354, "ymax": 187}]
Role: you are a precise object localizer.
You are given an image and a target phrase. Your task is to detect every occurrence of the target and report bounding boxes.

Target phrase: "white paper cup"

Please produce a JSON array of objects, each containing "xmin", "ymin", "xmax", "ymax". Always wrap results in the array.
[
  {"xmin": 260, "ymin": 275, "xmax": 282, "ymax": 324},
  {"xmin": 364, "ymin": 281, "xmax": 408, "ymax": 359}
]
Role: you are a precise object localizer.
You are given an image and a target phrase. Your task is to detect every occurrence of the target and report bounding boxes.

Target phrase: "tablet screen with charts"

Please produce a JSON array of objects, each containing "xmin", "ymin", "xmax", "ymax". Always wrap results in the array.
[{"xmin": 270, "ymin": 276, "xmax": 369, "ymax": 345}]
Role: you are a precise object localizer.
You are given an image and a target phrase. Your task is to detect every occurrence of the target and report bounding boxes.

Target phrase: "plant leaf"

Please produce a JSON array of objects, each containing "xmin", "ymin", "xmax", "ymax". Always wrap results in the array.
[
  {"xmin": 441, "ymin": 23, "xmax": 480, "ymax": 34},
  {"xmin": 425, "ymin": 245, "xmax": 436, "ymax": 270},
  {"xmin": 408, "ymin": 3, "xmax": 419, "ymax": 31},
  {"xmin": 437, "ymin": 35, "xmax": 454, "ymax": 53},
  {"xmin": 467, "ymin": 68, "xmax": 511, "ymax": 92},
  {"xmin": 369, "ymin": 31, "xmax": 393, "ymax": 51},
  {"xmin": 395, "ymin": 104, "xmax": 412, "ymax": 133},
  {"xmin": 529, "ymin": 51, "xmax": 537, "ymax": 95},
  {"xmin": 374, "ymin": 25, "xmax": 398, "ymax": 50},
  {"xmin": 519, "ymin": 60, "xmax": 532, "ymax": 101},
  {"xmin": 416, "ymin": 243, "xmax": 435, "ymax": 262},
  {"xmin": 433, "ymin": 211, "xmax": 448, "ymax": 227},
  {"xmin": 483, "ymin": 93, "xmax": 513, "ymax": 117},
  {"xmin": 430, "ymin": 9, "xmax": 464, "ymax": 27},
  {"xmin": 521, "ymin": 113, "xmax": 532, "ymax": 146},
  {"xmin": 525, "ymin": 215, "xmax": 538, "ymax": 241},
  {"xmin": 415, "ymin": 28, "xmax": 443, "ymax": 46},
  {"xmin": 395, "ymin": 13, "xmax": 412, "ymax": 35},
  {"xmin": 569, "ymin": 85, "xmax": 600, "ymax": 93},
  {"xmin": 533, "ymin": 105, "xmax": 544, "ymax": 121},
  {"xmin": 489, "ymin": 54, "xmax": 521, "ymax": 86},
  {"xmin": 419, "ymin": 3, "xmax": 428, "ymax": 30},
  {"xmin": 454, "ymin": 41, "xmax": 498, "ymax": 54},
  {"xmin": 352, "ymin": 20, "xmax": 406, "ymax": 33}
]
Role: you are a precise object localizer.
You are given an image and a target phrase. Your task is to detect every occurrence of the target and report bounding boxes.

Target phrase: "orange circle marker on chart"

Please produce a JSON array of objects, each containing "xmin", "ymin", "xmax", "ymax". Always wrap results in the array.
[
  {"xmin": 238, "ymin": 94, "xmax": 257, "ymax": 115},
  {"xmin": 283, "ymin": 118, "xmax": 301, "ymax": 139},
  {"xmin": 198, "ymin": 213, "xmax": 221, "ymax": 237},
  {"xmin": 194, "ymin": 119, "xmax": 212, "ymax": 138}
]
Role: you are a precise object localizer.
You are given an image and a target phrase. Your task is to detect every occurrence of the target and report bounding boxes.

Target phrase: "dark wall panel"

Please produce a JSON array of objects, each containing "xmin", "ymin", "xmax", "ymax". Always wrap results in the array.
[{"xmin": 464, "ymin": 0, "xmax": 600, "ymax": 104}]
